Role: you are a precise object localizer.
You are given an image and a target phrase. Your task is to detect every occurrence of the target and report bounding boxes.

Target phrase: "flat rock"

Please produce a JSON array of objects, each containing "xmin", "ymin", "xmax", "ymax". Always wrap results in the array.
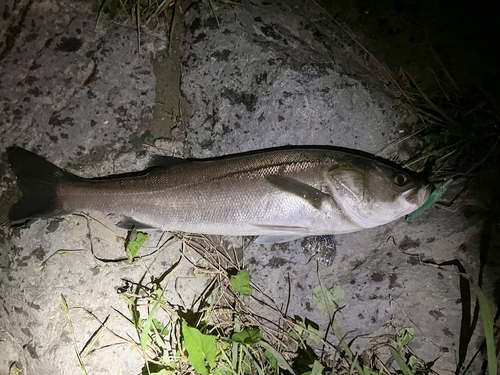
[{"xmin": 0, "ymin": 0, "xmax": 490, "ymax": 374}]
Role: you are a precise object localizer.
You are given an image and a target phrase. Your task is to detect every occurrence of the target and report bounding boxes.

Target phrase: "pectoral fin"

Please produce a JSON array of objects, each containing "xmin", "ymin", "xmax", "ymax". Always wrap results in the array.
[{"xmin": 266, "ymin": 175, "xmax": 329, "ymax": 209}]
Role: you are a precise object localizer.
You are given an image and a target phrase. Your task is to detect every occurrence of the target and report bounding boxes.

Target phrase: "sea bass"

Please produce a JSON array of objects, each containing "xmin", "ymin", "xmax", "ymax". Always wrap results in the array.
[{"xmin": 6, "ymin": 147, "xmax": 433, "ymax": 244}]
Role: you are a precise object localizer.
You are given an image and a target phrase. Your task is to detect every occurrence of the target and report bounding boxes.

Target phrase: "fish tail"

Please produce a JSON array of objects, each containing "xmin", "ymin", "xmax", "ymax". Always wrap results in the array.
[{"xmin": 7, "ymin": 147, "xmax": 81, "ymax": 222}]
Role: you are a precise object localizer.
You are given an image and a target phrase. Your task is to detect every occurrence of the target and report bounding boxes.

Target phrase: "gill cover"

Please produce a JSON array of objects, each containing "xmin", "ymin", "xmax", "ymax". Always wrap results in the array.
[
  {"xmin": 328, "ymin": 168, "xmax": 365, "ymax": 204},
  {"xmin": 326, "ymin": 167, "xmax": 375, "ymax": 227},
  {"xmin": 326, "ymin": 164, "xmax": 421, "ymax": 229}
]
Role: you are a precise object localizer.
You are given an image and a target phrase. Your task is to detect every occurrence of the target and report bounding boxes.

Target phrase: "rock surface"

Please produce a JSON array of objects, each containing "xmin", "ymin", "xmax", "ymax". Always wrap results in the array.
[
  {"xmin": 180, "ymin": 1, "xmax": 394, "ymax": 158},
  {"xmin": 0, "ymin": 0, "xmax": 490, "ymax": 374}
]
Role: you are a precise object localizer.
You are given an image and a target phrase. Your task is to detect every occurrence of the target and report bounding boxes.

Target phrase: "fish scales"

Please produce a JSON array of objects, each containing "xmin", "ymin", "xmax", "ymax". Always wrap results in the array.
[
  {"xmin": 6, "ymin": 147, "xmax": 433, "ymax": 243},
  {"xmin": 57, "ymin": 150, "xmax": 346, "ymax": 235}
]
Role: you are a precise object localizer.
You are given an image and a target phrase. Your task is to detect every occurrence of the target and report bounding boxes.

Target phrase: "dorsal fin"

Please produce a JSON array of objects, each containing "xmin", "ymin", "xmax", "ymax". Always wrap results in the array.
[{"xmin": 148, "ymin": 155, "xmax": 195, "ymax": 169}]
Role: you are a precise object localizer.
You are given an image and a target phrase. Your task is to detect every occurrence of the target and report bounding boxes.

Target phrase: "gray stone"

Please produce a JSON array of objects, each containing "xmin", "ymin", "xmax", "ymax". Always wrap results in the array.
[
  {"xmin": 0, "ymin": 0, "xmax": 489, "ymax": 374},
  {"xmin": 180, "ymin": 1, "xmax": 394, "ymax": 158}
]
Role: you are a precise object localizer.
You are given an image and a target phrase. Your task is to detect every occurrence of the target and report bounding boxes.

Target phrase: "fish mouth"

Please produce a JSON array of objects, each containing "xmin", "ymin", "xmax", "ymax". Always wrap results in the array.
[{"xmin": 402, "ymin": 184, "xmax": 434, "ymax": 207}]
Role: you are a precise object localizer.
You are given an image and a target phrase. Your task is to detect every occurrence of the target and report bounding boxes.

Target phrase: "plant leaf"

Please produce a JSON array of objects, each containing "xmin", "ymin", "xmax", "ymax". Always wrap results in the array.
[
  {"xmin": 152, "ymin": 318, "xmax": 169, "ymax": 336},
  {"xmin": 143, "ymin": 362, "xmax": 176, "ymax": 375},
  {"xmin": 396, "ymin": 327, "xmax": 415, "ymax": 347},
  {"xmin": 182, "ymin": 321, "xmax": 216, "ymax": 375},
  {"xmin": 292, "ymin": 320, "xmax": 323, "ymax": 345},
  {"xmin": 127, "ymin": 232, "xmax": 148, "ymax": 261},
  {"xmin": 232, "ymin": 328, "xmax": 262, "ymax": 344},
  {"xmin": 230, "ymin": 269, "xmax": 253, "ymax": 296},
  {"xmin": 312, "ymin": 285, "xmax": 344, "ymax": 318},
  {"xmin": 306, "ymin": 324, "xmax": 323, "ymax": 345},
  {"xmin": 264, "ymin": 349, "xmax": 278, "ymax": 373},
  {"xmin": 311, "ymin": 360, "xmax": 325, "ymax": 375},
  {"xmin": 9, "ymin": 362, "xmax": 22, "ymax": 375}
]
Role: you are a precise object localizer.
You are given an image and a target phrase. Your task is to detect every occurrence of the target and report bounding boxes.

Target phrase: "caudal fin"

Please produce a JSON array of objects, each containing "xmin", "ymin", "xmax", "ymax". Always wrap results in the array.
[{"xmin": 7, "ymin": 147, "xmax": 80, "ymax": 222}]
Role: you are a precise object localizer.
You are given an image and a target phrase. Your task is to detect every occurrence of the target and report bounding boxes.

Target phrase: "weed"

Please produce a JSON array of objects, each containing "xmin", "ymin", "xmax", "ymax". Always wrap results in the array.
[
  {"xmin": 95, "ymin": 0, "xmax": 174, "ymax": 27},
  {"xmin": 61, "ymin": 235, "xmax": 449, "ymax": 374},
  {"xmin": 396, "ymin": 69, "xmax": 500, "ymax": 180},
  {"xmin": 59, "ymin": 234, "xmax": 499, "ymax": 374},
  {"xmin": 125, "ymin": 230, "xmax": 149, "ymax": 263}
]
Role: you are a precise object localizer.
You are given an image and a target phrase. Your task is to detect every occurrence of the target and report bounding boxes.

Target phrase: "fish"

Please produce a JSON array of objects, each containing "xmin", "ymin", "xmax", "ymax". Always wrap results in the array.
[{"xmin": 5, "ymin": 146, "xmax": 433, "ymax": 244}]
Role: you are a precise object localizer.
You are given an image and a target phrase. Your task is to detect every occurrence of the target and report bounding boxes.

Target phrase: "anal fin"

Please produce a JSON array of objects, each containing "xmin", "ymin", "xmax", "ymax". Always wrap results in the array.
[{"xmin": 254, "ymin": 234, "xmax": 305, "ymax": 244}]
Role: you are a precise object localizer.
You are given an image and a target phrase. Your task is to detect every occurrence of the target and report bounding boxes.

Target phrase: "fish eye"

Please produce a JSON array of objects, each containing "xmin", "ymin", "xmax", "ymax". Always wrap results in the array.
[{"xmin": 393, "ymin": 173, "xmax": 408, "ymax": 186}]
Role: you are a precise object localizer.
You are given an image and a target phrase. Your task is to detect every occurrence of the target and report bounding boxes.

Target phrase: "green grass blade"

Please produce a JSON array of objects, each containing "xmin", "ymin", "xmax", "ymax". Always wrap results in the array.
[
  {"xmin": 389, "ymin": 347, "xmax": 412, "ymax": 375},
  {"xmin": 470, "ymin": 282, "xmax": 498, "ymax": 375},
  {"xmin": 246, "ymin": 345, "xmax": 266, "ymax": 375},
  {"xmin": 218, "ymin": 346, "xmax": 238, "ymax": 375},
  {"xmin": 61, "ymin": 295, "xmax": 88, "ymax": 375},
  {"xmin": 264, "ymin": 349, "xmax": 279, "ymax": 375},
  {"xmin": 349, "ymin": 354, "xmax": 359, "ymax": 374},
  {"xmin": 312, "ymin": 284, "xmax": 364, "ymax": 374},
  {"xmin": 259, "ymin": 341, "xmax": 295, "ymax": 375},
  {"xmin": 232, "ymin": 311, "xmax": 240, "ymax": 371},
  {"xmin": 330, "ymin": 319, "xmax": 363, "ymax": 374},
  {"xmin": 81, "ymin": 316, "xmax": 110, "ymax": 359},
  {"xmin": 141, "ymin": 289, "xmax": 164, "ymax": 375}
]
